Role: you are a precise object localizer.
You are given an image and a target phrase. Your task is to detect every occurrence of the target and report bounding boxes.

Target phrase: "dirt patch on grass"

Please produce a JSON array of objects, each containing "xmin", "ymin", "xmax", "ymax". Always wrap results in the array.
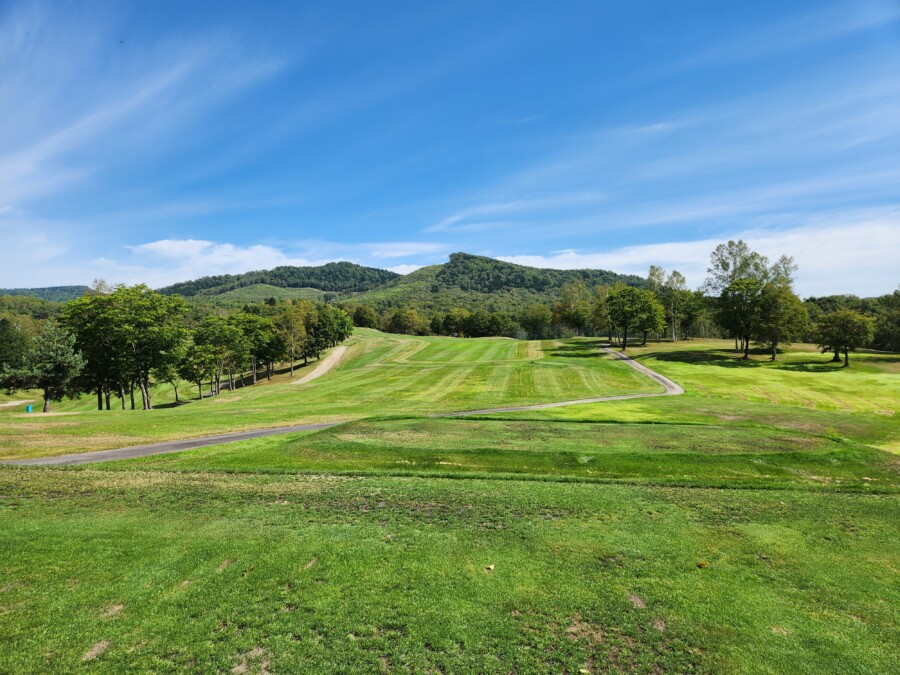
[
  {"xmin": 232, "ymin": 646, "xmax": 269, "ymax": 674},
  {"xmin": 82, "ymin": 640, "xmax": 110, "ymax": 661},
  {"xmin": 567, "ymin": 614, "xmax": 604, "ymax": 646},
  {"xmin": 629, "ymin": 594, "xmax": 646, "ymax": 608},
  {"xmin": 12, "ymin": 412, "xmax": 80, "ymax": 417},
  {"xmin": 104, "ymin": 604, "xmax": 124, "ymax": 617},
  {"xmin": 304, "ymin": 557, "xmax": 318, "ymax": 570},
  {"xmin": 0, "ymin": 422, "xmax": 79, "ymax": 430},
  {"xmin": 218, "ymin": 559, "xmax": 236, "ymax": 572}
]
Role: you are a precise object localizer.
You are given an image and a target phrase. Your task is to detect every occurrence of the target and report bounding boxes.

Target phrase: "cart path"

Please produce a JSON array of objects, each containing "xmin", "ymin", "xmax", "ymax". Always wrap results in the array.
[
  {"xmin": 292, "ymin": 346, "xmax": 347, "ymax": 384},
  {"xmin": 435, "ymin": 348, "xmax": 683, "ymax": 416},
  {"xmin": 0, "ymin": 400, "xmax": 34, "ymax": 408},
  {"xmin": 3, "ymin": 346, "xmax": 682, "ymax": 466},
  {"xmin": 4, "ymin": 423, "xmax": 343, "ymax": 466}
]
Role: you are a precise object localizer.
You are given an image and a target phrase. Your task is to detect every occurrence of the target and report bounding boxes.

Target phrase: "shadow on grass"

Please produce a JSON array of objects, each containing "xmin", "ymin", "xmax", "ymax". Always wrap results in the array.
[
  {"xmin": 547, "ymin": 339, "xmax": 608, "ymax": 358},
  {"xmin": 646, "ymin": 349, "xmax": 859, "ymax": 372}
]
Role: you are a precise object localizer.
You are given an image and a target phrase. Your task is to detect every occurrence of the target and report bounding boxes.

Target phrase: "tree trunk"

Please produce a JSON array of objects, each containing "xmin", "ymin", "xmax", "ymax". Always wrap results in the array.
[
  {"xmin": 771, "ymin": 342, "xmax": 777, "ymax": 361},
  {"xmin": 119, "ymin": 381, "xmax": 126, "ymax": 410},
  {"xmin": 198, "ymin": 381, "xmax": 203, "ymax": 401},
  {"xmin": 130, "ymin": 385, "xmax": 136, "ymax": 410},
  {"xmin": 252, "ymin": 358, "xmax": 257, "ymax": 385},
  {"xmin": 843, "ymin": 349, "xmax": 850, "ymax": 367},
  {"xmin": 642, "ymin": 331, "xmax": 647, "ymax": 346},
  {"xmin": 43, "ymin": 390, "xmax": 51, "ymax": 413},
  {"xmin": 743, "ymin": 335, "xmax": 750, "ymax": 359},
  {"xmin": 104, "ymin": 388, "xmax": 111, "ymax": 411},
  {"xmin": 832, "ymin": 348, "xmax": 841, "ymax": 362},
  {"xmin": 139, "ymin": 377, "xmax": 152, "ymax": 410},
  {"xmin": 621, "ymin": 325, "xmax": 628, "ymax": 351},
  {"xmin": 97, "ymin": 388, "xmax": 103, "ymax": 411},
  {"xmin": 173, "ymin": 383, "xmax": 179, "ymax": 403}
]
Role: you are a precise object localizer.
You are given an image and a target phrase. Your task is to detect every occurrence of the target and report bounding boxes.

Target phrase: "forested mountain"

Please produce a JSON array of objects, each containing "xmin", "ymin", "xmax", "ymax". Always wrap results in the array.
[
  {"xmin": 435, "ymin": 253, "xmax": 645, "ymax": 293},
  {"xmin": 347, "ymin": 253, "xmax": 647, "ymax": 314},
  {"xmin": 0, "ymin": 286, "xmax": 89, "ymax": 302},
  {"xmin": 153, "ymin": 252, "xmax": 647, "ymax": 314},
  {"xmin": 157, "ymin": 262, "xmax": 399, "ymax": 297}
]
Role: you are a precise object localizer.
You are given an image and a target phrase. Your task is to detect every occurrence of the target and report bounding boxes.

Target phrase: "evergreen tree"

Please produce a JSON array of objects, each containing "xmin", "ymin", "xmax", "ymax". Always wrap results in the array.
[{"xmin": 1, "ymin": 321, "xmax": 83, "ymax": 413}]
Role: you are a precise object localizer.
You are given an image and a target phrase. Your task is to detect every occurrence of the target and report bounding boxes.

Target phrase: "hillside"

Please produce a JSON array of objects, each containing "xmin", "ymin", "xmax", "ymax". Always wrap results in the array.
[
  {"xmin": 155, "ymin": 252, "xmax": 646, "ymax": 314},
  {"xmin": 347, "ymin": 253, "xmax": 647, "ymax": 314},
  {"xmin": 157, "ymin": 262, "xmax": 398, "ymax": 297},
  {"xmin": 0, "ymin": 286, "xmax": 88, "ymax": 302},
  {"xmin": 185, "ymin": 284, "xmax": 331, "ymax": 309}
]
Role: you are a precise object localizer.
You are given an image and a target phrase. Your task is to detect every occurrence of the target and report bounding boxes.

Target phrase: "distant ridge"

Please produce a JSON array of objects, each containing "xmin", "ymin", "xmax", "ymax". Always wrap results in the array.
[
  {"xmin": 0, "ymin": 286, "xmax": 89, "ymax": 302},
  {"xmin": 157, "ymin": 261, "xmax": 399, "ymax": 297},
  {"xmin": 2, "ymin": 253, "xmax": 647, "ymax": 315},
  {"xmin": 345, "ymin": 253, "xmax": 647, "ymax": 314}
]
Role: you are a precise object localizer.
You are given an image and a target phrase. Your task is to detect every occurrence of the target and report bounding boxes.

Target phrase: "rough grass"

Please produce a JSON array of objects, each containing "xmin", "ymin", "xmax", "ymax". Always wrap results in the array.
[
  {"xmin": 1, "ymin": 334, "xmax": 898, "ymax": 671},
  {"xmin": 0, "ymin": 471, "xmax": 897, "ymax": 673},
  {"xmin": 113, "ymin": 417, "xmax": 899, "ymax": 492}
]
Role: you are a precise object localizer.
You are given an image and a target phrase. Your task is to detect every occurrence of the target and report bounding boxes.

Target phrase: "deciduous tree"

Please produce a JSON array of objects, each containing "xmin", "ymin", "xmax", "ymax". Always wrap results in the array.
[
  {"xmin": 520, "ymin": 304, "xmax": 552, "ymax": 340},
  {"xmin": 753, "ymin": 283, "xmax": 808, "ymax": 360},
  {"xmin": 814, "ymin": 309, "xmax": 875, "ymax": 367}
]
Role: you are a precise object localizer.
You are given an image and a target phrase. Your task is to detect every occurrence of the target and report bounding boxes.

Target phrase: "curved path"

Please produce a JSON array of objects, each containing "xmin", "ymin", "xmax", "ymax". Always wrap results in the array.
[
  {"xmin": 435, "ymin": 348, "xmax": 683, "ymax": 416},
  {"xmin": 292, "ymin": 346, "xmax": 347, "ymax": 385},
  {"xmin": 4, "ymin": 347, "xmax": 682, "ymax": 467}
]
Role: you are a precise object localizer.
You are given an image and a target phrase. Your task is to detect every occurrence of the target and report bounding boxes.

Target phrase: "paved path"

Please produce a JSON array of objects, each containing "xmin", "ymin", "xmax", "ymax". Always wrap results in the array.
[
  {"xmin": 435, "ymin": 348, "xmax": 683, "ymax": 416},
  {"xmin": 0, "ymin": 400, "xmax": 33, "ymax": 408},
  {"xmin": 292, "ymin": 346, "xmax": 347, "ymax": 385},
  {"xmin": 4, "ymin": 423, "xmax": 342, "ymax": 466},
  {"xmin": 4, "ymin": 346, "xmax": 683, "ymax": 466}
]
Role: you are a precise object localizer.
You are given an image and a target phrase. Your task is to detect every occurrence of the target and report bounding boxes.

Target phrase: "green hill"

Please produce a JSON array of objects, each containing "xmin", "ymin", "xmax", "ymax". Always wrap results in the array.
[
  {"xmin": 186, "ymin": 284, "xmax": 331, "ymax": 308},
  {"xmin": 348, "ymin": 253, "xmax": 646, "ymax": 314},
  {"xmin": 155, "ymin": 252, "xmax": 646, "ymax": 315},
  {"xmin": 158, "ymin": 262, "xmax": 398, "ymax": 297},
  {"xmin": 0, "ymin": 286, "xmax": 88, "ymax": 302}
]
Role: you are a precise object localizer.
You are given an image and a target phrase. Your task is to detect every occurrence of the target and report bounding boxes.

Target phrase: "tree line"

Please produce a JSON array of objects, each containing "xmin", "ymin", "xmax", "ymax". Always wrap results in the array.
[
  {"xmin": 0, "ymin": 285, "xmax": 352, "ymax": 412},
  {"xmin": 159, "ymin": 261, "xmax": 399, "ymax": 297},
  {"xmin": 342, "ymin": 240, "xmax": 895, "ymax": 366},
  {"xmin": 1, "ymin": 240, "xmax": 896, "ymax": 411}
]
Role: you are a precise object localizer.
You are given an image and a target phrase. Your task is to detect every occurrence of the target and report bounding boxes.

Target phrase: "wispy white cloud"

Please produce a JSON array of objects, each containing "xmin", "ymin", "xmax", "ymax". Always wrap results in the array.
[
  {"xmin": 426, "ymin": 192, "xmax": 604, "ymax": 233},
  {"xmin": 386, "ymin": 263, "xmax": 424, "ymax": 275},
  {"xmin": 0, "ymin": 3, "xmax": 286, "ymax": 210},
  {"xmin": 664, "ymin": 0, "xmax": 900, "ymax": 73}
]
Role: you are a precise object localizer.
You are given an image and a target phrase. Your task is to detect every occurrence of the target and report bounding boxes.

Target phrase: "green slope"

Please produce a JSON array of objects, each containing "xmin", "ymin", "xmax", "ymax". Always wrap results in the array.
[
  {"xmin": 348, "ymin": 253, "xmax": 646, "ymax": 314},
  {"xmin": 155, "ymin": 252, "xmax": 646, "ymax": 313},
  {"xmin": 0, "ymin": 285, "xmax": 88, "ymax": 302},
  {"xmin": 158, "ymin": 262, "xmax": 398, "ymax": 297}
]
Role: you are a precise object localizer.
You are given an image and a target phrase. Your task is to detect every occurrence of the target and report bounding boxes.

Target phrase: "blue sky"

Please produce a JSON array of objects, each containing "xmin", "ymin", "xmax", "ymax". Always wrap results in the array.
[{"xmin": 1, "ymin": 0, "xmax": 898, "ymax": 296}]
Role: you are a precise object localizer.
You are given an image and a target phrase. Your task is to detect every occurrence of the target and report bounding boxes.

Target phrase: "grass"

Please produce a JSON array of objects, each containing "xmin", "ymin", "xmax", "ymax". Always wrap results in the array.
[
  {"xmin": 113, "ymin": 417, "xmax": 899, "ymax": 492},
  {"xmin": 1, "ymin": 471, "xmax": 897, "ymax": 672},
  {"xmin": 1, "ymin": 333, "xmax": 898, "ymax": 671},
  {"xmin": 0, "ymin": 329, "xmax": 654, "ymax": 460},
  {"xmin": 191, "ymin": 284, "xmax": 331, "ymax": 306}
]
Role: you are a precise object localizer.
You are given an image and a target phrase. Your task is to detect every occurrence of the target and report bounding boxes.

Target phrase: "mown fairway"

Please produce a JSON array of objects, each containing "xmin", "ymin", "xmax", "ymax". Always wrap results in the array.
[
  {"xmin": 1, "ymin": 334, "xmax": 898, "ymax": 672},
  {"xmin": 0, "ymin": 329, "xmax": 655, "ymax": 461}
]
